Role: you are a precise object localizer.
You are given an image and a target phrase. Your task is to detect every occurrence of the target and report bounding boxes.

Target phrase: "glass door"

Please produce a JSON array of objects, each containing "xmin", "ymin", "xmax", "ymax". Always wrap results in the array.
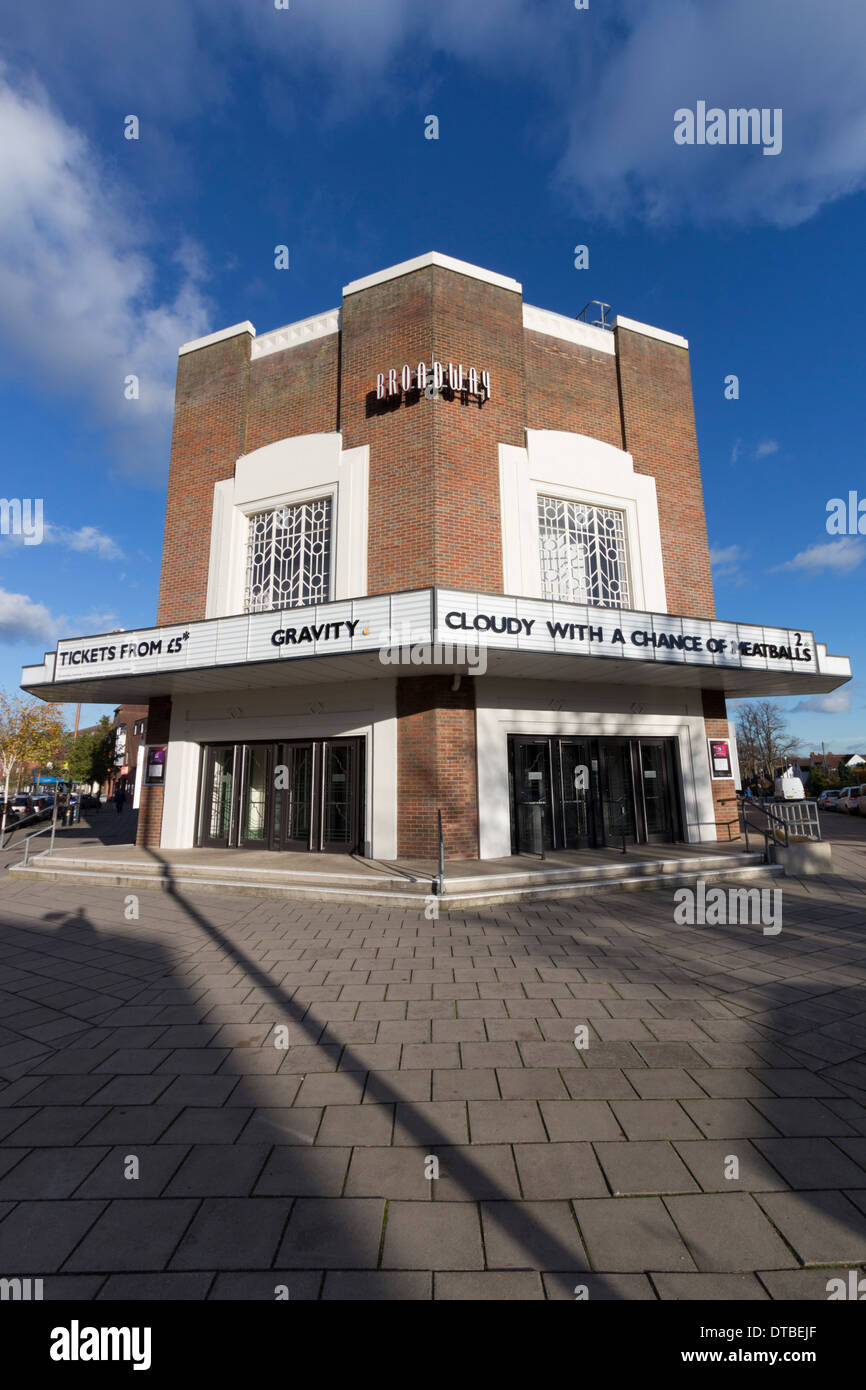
[
  {"xmin": 200, "ymin": 745, "xmax": 236, "ymax": 849},
  {"xmin": 637, "ymin": 739, "xmax": 678, "ymax": 843},
  {"xmin": 238, "ymin": 743, "xmax": 273, "ymax": 848},
  {"xmin": 599, "ymin": 739, "xmax": 637, "ymax": 846},
  {"xmin": 275, "ymin": 742, "xmax": 315, "ymax": 851},
  {"xmin": 558, "ymin": 739, "xmax": 595, "ymax": 849},
  {"xmin": 512, "ymin": 737, "xmax": 554, "ymax": 853},
  {"xmin": 320, "ymin": 740, "xmax": 360, "ymax": 853}
]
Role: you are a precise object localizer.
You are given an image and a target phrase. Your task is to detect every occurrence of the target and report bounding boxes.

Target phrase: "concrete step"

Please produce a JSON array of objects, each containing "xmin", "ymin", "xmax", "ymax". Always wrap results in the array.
[{"xmin": 9, "ymin": 853, "xmax": 781, "ymax": 910}]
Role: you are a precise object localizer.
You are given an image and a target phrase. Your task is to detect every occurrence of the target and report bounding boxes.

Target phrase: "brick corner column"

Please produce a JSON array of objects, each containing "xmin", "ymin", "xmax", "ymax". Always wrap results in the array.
[
  {"xmin": 396, "ymin": 675, "xmax": 479, "ymax": 859},
  {"xmin": 136, "ymin": 696, "xmax": 173, "ymax": 849},
  {"xmin": 702, "ymin": 689, "xmax": 741, "ymax": 842}
]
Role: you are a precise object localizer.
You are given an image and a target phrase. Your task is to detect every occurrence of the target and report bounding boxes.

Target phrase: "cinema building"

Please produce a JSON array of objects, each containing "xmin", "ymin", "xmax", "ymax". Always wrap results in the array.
[{"xmin": 21, "ymin": 253, "xmax": 850, "ymax": 863}]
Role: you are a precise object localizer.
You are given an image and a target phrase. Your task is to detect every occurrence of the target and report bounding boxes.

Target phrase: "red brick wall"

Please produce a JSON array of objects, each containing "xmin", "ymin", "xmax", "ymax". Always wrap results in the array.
[
  {"xmin": 615, "ymin": 326, "xmax": 716, "ymax": 619},
  {"xmin": 702, "ymin": 689, "xmax": 741, "ymax": 841},
  {"xmin": 396, "ymin": 675, "xmax": 479, "ymax": 858},
  {"xmin": 524, "ymin": 329, "xmax": 623, "ymax": 449},
  {"xmin": 246, "ymin": 336, "xmax": 339, "ymax": 453},
  {"xmin": 340, "ymin": 265, "xmax": 525, "ymax": 595},
  {"xmin": 135, "ymin": 697, "xmax": 172, "ymax": 849},
  {"xmin": 157, "ymin": 332, "xmax": 251, "ymax": 626}
]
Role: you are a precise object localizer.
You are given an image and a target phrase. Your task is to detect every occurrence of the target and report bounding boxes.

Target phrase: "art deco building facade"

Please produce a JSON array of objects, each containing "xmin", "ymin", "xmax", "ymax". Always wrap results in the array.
[{"xmin": 22, "ymin": 253, "xmax": 851, "ymax": 860}]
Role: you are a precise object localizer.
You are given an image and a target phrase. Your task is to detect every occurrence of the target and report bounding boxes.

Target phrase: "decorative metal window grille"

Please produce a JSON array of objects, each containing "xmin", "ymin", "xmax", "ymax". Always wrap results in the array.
[
  {"xmin": 537, "ymin": 495, "xmax": 631, "ymax": 608},
  {"xmin": 244, "ymin": 497, "xmax": 332, "ymax": 613}
]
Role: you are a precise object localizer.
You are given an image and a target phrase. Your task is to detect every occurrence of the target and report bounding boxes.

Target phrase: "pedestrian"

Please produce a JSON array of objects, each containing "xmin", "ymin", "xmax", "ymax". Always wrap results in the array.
[{"xmin": 114, "ymin": 785, "xmax": 126, "ymax": 815}]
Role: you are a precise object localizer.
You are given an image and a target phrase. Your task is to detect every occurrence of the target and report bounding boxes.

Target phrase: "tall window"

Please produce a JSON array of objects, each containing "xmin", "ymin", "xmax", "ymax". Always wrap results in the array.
[
  {"xmin": 538, "ymin": 495, "xmax": 631, "ymax": 608},
  {"xmin": 244, "ymin": 497, "xmax": 332, "ymax": 613}
]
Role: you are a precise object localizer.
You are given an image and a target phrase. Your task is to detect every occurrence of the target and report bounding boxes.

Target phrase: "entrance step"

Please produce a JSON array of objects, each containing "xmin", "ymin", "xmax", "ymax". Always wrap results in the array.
[{"xmin": 9, "ymin": 850, "xmax": 779, "ymax": 909}]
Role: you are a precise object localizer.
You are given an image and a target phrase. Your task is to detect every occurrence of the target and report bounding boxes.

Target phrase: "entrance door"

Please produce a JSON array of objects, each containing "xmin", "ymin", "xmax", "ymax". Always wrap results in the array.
[
  {"xmin": 598, "ymin": 739, "xmax": 638, "ymax": 847},
  {"xmin": 275, "ymin": 742, "xmax": 315, "ymax": 852},
  {"xmin": 637, "ymin": 739, "xmax": 679, "ymax": 843},
  {"xmin": 238, "ymin": 743, "xmax": 274, "ymax": 848},
  {"xmin": 558, "ymin": 739, "xmax": 595, "ymax": 849},
  {"xmin": 320, "ymin": 740, "xmax": 361, "ymax": 853},
  {"xmin": 512, "ymin": 737, "xmax": 554, "ymax": 853},
  {"xmin": 200, "ymin": 745, "xmax": 236, "ymax": 849}
]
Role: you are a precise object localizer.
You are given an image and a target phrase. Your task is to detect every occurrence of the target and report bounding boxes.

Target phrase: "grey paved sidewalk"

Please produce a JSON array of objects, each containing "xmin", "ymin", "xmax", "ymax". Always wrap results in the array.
[{"xmin": 0, "ymin": 832, "xmax": 865, "ymax": 1301}]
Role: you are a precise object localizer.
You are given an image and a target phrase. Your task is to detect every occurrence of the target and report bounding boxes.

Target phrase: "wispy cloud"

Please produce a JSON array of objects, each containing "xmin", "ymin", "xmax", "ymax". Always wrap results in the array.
[
  {"xmin": 754, "ymin": 439, "xmax": 779, "ymax": 459},
  {"xmin": 0, "ymin": 69, "xmax": 212, "ymax": 481},
  {"xmin": 710, "ymin": 542, "xmax": 747, "ymax": 584},
  {"xmin": 775, "ymin": 536, "xmax": 866, "ymax": 574},
  {"xmin": 0, "ymin": 523, "xmax": 123, "ymax": 560},
  {"xmin": 791, "ymin": 689, "xmax": 853, "ymax": 714}
]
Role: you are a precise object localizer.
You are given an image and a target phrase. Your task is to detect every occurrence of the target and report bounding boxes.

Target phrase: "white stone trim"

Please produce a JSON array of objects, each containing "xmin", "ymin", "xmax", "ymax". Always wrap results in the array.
[
  {"xmin": 498, "ymin": 429, "xmax": 667, "ymax": 612},
  {"xmin": 179, "ymin": 322, "xmax": 255, "ymax": 356},
  {"xmin": 342, "ymin": 251, "xmax": 521, "ymax": 298},
  {"xmin": 251, "ymin": 310, "xmax": 341, "ymax": 359},
  {"xmin": 523, "ymin": 304, "xmax": 615, "ymax": 356},
  {"xmin": 475, "ymin": 678, "xmax": 717, "ymax": 858},
  {"xmin": 204, "ymin": 434, "xmax": 369, "ymax": 620},
  {"xmin": 614, "ymin": 315, "xmax": 688, "ymax": 350}
]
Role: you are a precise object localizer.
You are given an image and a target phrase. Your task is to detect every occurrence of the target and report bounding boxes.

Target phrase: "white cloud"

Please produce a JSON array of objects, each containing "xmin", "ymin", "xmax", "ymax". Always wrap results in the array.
[
  {"xmin": 0, "ymin": 587, "xmax": 57, "ymax": 643},
  {"xmin": 776, "ymin": 537, "xmax": 866, "ymax": 574},
  {"xmin": 709, "ymin": 542, "xmax": 746, "ymax": 584},
  {"xmin": 0, "ymin": 70, "xmax": 212, "ymax": 479},
  {"xmin": 791, "ymin": 690, "xmax": 852, "ymax": 714},
  {"xmin": 554, "ymin": 0, "xmax": 866, "ymax": 226},
  {"xmin": 754, "ymin": 439, "xmax": 779, "ymax": 459},
  {"xmin": 729, "ymin": 439, "xmax": 743, "ymax": 466},
  {"xmin": 0, "ymin": 523, "xmax": 124, "ymax": 560}
]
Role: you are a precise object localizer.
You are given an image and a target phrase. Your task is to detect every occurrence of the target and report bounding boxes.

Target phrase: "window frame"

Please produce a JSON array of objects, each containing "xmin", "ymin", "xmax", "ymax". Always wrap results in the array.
[
  {"xmin": 242, "ymin": 490, "xmax": 336, "ymax": 615},
  {"xmin": 536, "ymin": 492, "xmax": 633, "ymax": 610}
]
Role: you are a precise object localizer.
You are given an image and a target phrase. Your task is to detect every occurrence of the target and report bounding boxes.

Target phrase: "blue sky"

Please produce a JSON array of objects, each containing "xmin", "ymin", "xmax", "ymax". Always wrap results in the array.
[{"xmin": 0, "ymin": 0, "xmax": 863, "ymax": 752}]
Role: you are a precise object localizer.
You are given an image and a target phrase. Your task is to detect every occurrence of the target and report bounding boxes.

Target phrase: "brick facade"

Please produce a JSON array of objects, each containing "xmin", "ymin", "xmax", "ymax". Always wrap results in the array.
[
  {"xmin": 702, "ymin": 689, "xmax": 741, "ymax": 841},
  {"xmin": 135, "ymin": 696, "xmax": 173, "ymax": 849},
  {"xmin": 396, "ymin": 675, "xmax": 479, "ymax": 858}
]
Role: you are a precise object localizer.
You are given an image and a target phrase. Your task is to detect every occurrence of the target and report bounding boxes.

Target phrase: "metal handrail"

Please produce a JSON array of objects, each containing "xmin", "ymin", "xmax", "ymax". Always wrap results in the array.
[
  {"xmin": 18, "ymin": 819, "xmax": 60, "ymax": 865},
  {"xmin": 436, "ymin": 808, "xmax": 445, "ymax": 895}
]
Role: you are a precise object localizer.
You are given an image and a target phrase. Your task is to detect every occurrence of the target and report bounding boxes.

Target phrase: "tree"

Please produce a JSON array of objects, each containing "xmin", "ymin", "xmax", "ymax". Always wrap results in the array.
[
  {"xmin": 66, "ymin": 716, "xmax": 113, "ymax": 790},
  {"xmin": 734, "ymin": 700, "xmax": 797, "ymax": 790},
  {"xmin": 0, "ymin": 692, "xmax": 66, "ymax": 843}
]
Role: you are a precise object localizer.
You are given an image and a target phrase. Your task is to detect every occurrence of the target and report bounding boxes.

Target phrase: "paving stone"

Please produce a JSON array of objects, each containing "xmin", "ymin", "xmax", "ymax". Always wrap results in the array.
[
  {"xmin": 514, "ymin": 1142, "xmax": 607, "ymax": 1199},
  {"xmin": 171, "ymin": 1197, "xmax": 289, "ymax": 1270},
  {"xmin": 663, "ymin": 1193, "xmax": 798, "ymax": 1271},
  {"xmin": 42, "ymin": 1275, "xmax": 108, "ymax": 1299},
  {"xmin": 97, "ymin": 1272, "xmax": 213, "ymax": 1299},
  {"xmin": 1, "ymin": 1106, "xmax": 108, "ymax": 1146},
  {"xmin": 164, "ymin": 1144, "xmax": 271, "ymax": 1196},
  {"xmin": 323, "ymin": 1271, "xmax": 431, "ymax": 1299},
  {"xmin": 751, "ymin": 1069, "xmax": 845, "ymax": 1098},
  {"xmin": 0, "ymin": 1145, "xmax": 107, "ymax": 1199},
  {"xmin": 19, "ymin": 1075, "xmax": 110, "ymax": 1106},
  {"xmin": 344, "ymin": 1146, "xmax": 432, "ymax": 1199},
  {"xmin": 435, "ymin": 1144, "xmax": 522, "ymax": 1201},
  {"xmin": 208, "ymin": 1270, "xmax": 323, "ymax": 1299},
  {"xmin": 751, "ymin": 1097, "xmax": 856, "ymax": 1137},
  {"xmin": 496, "ymin": 1068, "xmax": 568, "ymax": 1101},
  {"xmin": 255, "ymin": 1146, "xmax": 351, "ymax": 1197},
  {"xmin": 433, "ymin": 1068, "xmax": 498, "ymax": 1101},
  {"xmin": 575, "ymin": 1200, "xmax": 697, "ymax": 1273},
  {"xmin": 64, "ymin": 1198, "xmax": 199, "ymax": 1272},
  {"xmin": 561, "ymin": 1068, "xmax": 638, "ymax": 1100},
  {"xmin": 276, "ymin": 1196, "xmax": 384, "ymax": 1268},
  {"xmin": 755, "ymin": 1190, "xmax": 866, "ymax": 1265},
  {"xmin": 468, "ymin": 1100, "xmax": 546, "ymax": 1144},
  {"xmin": 543, "ymin": 1271, "xmax": 657, "ymax": 1299},
  {"xmin": 652, "ymin": 1272, "xmax": 769, "ymax": 1299},
  {"xmin": 757, "ymin": 1267, "xmax": 866, "ymax": 1300},
  {"xmin": 753, "ymin": 1137, "xmax": 866, "ymax": 1190},
  {"xmin": 610, "ymin": 1100, "xmax": 703, "ymax": 1141},
  {"xmin": 673, "ymin": 1139, "xmax": 789, "ymax": 1192},
  {"xmin": 594, "ymin": 1141, "xmax": 700, "ymax": 1196},
  {"xmin": 678, "ymin": 1099, "xmax": 780, "ymax": 1139},
  {"xmin": 293, "ymin": 1072, "xmax": 366, "ymax": 1107},
  {"xmin": 481, "ymin": 1199, "xmax": 589, "ymax": 1271},
  {"xmin": 317, "ymin": 1104, "xmax": 394, "ymax": 1146},
  {"xmin": 159, "ymin": 1107, "xmax": 253, "ymax": 1145},
  {"xmin": 624, "ymin": 1068, "xmax": 706, "ymax": 1099},
  {"xmin": 634, "ymin": 1042, "xmax": 709, "ymax": 1068},
  {"xmin": 540, "ymin": 1100, "xmax": 622, "ymax": 1142},
  {"xmin": 382, "ymin": 1201, "xmax": 483, "ymax": 1269},
  {"xmin": 73, "ymin": 1146, "xmax": 188, "ymax": 1198},
  {"xmin": 434, "ymin": 1271, "xmax": 544, "ymax": 1299}
]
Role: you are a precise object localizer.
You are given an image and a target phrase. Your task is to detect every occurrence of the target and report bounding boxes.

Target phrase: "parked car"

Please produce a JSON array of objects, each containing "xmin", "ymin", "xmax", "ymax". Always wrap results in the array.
[
  {"xmin": 836, "ymin": 787, "xmax": 861, "ymax": 815},
  {"xmin": 817, "ymin": 789, "xmax": 842, "ymax": 810},
  {"xmin": 7, "ymin": 794, "xmax": 36, "ymax": 822},
  {"xmin": 31, "ymin": 795, "xmax": 55, "ymax": 820}
]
